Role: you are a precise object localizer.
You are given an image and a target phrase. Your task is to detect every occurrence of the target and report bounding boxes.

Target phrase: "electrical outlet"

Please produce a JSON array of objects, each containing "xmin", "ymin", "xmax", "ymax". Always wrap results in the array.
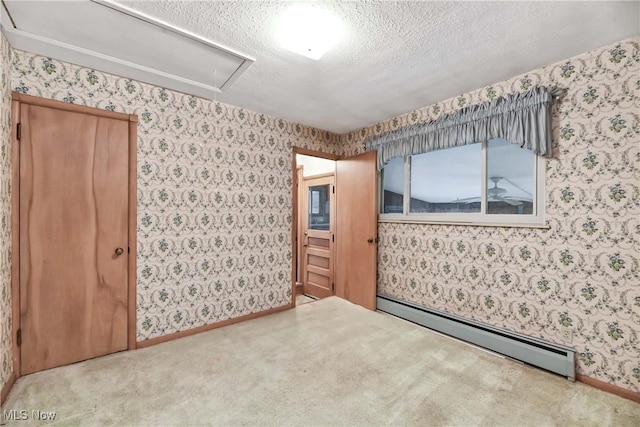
[{"xmin": 561, "ymin": 326, "xmax": 573, "ymax": 343}]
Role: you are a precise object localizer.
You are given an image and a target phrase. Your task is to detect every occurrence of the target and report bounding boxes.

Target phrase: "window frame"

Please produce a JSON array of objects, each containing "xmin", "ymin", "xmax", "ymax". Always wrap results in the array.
[{"xmin": 378, "ymin": 140, "xmax": 546, "ymax": 227}]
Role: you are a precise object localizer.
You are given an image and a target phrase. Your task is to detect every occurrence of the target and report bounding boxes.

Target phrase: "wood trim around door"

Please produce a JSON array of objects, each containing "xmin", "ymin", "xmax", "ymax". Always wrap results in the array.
[
  {"xmin": 9, "ymin": 93, "xmax": 138, "ymax": 383},
  {"xmin": 11, "ymin": 93, "xmax": 134, "ymax": 121},
  {"xmin": 291, "ymin": 147, "xmax": 340, "ymax": 306},
  {"xmin": 10, "ymin": 98, "xmax": 21, "ymax": 386},
  {"xmin": 294, "ymin": 147, "xmax": 340, "ymax": 161},
  {"xmin": 127, "ymin": 117, "xmax": 138, "ymax": 350},
  {"xmin": 296, "ymin": 166, "xmax": 304, "ymax": 288}
]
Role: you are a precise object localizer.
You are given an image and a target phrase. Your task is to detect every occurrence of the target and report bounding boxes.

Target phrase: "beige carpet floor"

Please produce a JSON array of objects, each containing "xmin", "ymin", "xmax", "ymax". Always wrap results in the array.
[{"xmin": 3, "ymin": 297, "xmax": 639, "ymax": 426}]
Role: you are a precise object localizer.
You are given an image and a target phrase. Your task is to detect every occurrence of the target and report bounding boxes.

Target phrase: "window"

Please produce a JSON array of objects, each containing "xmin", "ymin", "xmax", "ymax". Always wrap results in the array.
[
  {"xmin": 379, "ymin": 138, "xmax": 544, "ymax": 226},
  {"xmin": 486, "ymin": 139, "xmax": 535, "ymax": 215},
  {"xmin": 410, "ymin": 143, "xmax": 482, "ymax": 214},
  {"xmin": 308, "ymin": 184, "xmax": 330, "ymax": 230},
  {"xmin": 381, "ymin": 156, "xmax": 404, "ymax": 214}
]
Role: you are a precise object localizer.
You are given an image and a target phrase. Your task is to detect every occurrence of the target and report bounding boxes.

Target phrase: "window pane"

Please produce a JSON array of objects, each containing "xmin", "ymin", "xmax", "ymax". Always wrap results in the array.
[
  {"xmin": 308, "ymin": 184, "xmax": 330, "ymax": 230},
  {"xmin": 410, "ymin": 144, "xmax": 481, "ymax": 213},
  {"xmin": 382, "ymin": 156, "xmax": 404, "ymax": 213},
  {"xmin": 487, "ymin": 138, "xmax": 534, "ymax": 215}
]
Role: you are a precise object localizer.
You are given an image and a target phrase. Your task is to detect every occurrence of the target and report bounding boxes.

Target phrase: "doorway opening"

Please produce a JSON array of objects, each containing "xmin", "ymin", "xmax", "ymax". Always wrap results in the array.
[
  {"xmin": 291, "ymin": 147, "xmax": 378, "ymax": 311},
  {"xmin": 293, "ymin": 150, "xmax": 338, "ymax": 305}
]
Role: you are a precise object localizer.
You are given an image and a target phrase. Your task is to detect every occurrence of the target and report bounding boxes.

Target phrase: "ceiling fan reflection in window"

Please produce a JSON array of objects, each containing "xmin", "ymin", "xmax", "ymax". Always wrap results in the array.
[{"xmin": 456, "ymin": 177, "xmax": 533, "ymax": 206}]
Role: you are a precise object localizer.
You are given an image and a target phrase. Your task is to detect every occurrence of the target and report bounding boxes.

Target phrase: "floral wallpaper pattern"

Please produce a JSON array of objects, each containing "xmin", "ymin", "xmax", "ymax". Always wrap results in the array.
[
  {"xmin": 0, "ymin": 31, "xmax": 13, "ymax": 392},
  {"xmin": 342, "ymin": 37, "xmax": 640, "ymax": 393},
  {"xmin": 8, "ymin": 48, "xmax": 341, "ymax": 350},
  {"xmin": 0, "ymin": 30, "xmax": 637, "ymax": 398}
]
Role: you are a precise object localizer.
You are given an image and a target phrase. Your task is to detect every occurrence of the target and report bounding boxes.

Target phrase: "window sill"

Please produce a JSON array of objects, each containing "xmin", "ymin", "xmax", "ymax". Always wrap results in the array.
[{"xmin": 378, "ymin": 217, "xmax": 550, "ymax": 229}]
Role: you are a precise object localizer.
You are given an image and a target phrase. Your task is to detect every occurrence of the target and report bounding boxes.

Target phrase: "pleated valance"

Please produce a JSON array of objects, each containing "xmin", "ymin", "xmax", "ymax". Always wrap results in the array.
[{"xmin": 365, "ymin": 86, "xmax": 559, "ymax": 171}]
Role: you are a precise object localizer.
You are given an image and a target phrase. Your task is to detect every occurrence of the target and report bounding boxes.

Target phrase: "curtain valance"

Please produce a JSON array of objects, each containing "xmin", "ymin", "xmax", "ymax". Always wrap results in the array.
[{"xmin": 365, "ymin": 86, "xmax": 558, "ymax": 171}]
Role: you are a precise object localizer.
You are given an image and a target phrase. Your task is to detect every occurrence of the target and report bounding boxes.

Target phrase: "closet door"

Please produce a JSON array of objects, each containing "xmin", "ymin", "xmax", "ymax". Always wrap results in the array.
[{"xmin": 19, "ymin": 101, "xmax": 130, "ymax": 374}]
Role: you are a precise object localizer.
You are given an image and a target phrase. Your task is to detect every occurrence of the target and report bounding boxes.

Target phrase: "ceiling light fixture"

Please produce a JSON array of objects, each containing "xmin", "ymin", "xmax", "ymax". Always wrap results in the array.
[{"xmin": 276, "ymin": 5, "xmax": 344, "ymax": 60}]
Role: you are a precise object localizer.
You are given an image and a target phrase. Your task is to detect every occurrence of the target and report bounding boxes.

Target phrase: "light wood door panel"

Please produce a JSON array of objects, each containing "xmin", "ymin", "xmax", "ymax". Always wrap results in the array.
[
  {"xmin": 20, "ymin": 104, "xmax": 129, "ymax": 374},
  {"xmin": 336, "ymin": 151, "xmax": 377, "ymax": 310},
  {"xmin": 301, "ymin": 175, "xmax": 335, "ymax": 299}
]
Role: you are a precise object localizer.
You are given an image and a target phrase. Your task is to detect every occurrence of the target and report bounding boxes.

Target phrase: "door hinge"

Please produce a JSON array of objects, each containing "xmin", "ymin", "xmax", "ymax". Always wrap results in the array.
[
  {"xmin": 332, "ymin": 185, "xmax": 335, "ymax": 194},
  {"xmin": 332, "ymin": 283, "xmax": 335, "ymax": 292},
  {"xmin": 16, "ymin": 328, "xmax": 21, "ymax": 346},
  {"xmin": 16, "ymin": 123, "xmax": 21, "ymax": 141},
  {"xmin": 128, "ymin": 247, "xmax": 130, "ymax": 254},
  {"xmin": 332, "ymin": 234, "xmax": 335, "ymax": 242}
]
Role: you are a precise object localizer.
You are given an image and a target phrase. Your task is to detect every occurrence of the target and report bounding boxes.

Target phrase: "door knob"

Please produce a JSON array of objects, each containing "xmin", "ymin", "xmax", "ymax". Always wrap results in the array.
[
  {"xmin": 367, "ymin": 238, "xmax": 374, "ymax": 243},
  {"xmin": 115, "ymin": 247, "xmax": 124, "ymax": 256}
]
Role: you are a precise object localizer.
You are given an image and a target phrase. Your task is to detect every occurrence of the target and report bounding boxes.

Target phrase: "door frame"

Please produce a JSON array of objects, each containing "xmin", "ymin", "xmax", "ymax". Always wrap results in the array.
[
  {"xmin": 291, "ymin": 147, "xmax": 339, "ymax": 306},
  {"xmin": 10, "ymin": 92, "xmax": 138, "ymax": 378}
]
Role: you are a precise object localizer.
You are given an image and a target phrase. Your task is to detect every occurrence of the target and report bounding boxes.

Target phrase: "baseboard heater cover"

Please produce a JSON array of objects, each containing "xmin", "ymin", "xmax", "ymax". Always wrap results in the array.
[{"xmin": 377, "ymin": 295, "xmax": 575, "ymax": 381}]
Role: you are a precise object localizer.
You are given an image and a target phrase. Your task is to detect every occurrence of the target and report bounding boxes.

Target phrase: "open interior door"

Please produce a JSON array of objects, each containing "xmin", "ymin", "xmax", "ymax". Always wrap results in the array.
[{"xmin": 336, "ymin": 151, "xmax": 377, "ymax": 310}]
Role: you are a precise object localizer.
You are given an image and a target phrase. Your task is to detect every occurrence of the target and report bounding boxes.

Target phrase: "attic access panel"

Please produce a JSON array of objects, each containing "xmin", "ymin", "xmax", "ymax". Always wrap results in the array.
[{"xmin": 1, "ymin": 0, "xmax": 254, "ymax": 98}]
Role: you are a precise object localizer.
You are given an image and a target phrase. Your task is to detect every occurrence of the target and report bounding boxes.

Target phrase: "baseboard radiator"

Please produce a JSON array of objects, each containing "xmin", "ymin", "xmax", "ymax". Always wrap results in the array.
[{"xmin": 377, "ymin": 295, "xmax": 576, "ymax": 381}]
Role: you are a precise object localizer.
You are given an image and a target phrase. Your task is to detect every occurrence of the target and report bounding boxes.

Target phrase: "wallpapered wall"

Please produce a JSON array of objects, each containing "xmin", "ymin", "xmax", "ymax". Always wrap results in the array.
[
  {"xmin": 7, "ymin": 50, "xmax": 340, "ymax": 353},
  {"xmin": 0, "ymin": 32, "xmax": 13, "ymax": 392},
  {"xmin": 0, "ymin": 32, "xmax": 637, "ymax": 396},
  {"xmin": 342, "ymin": 37, "xmax": 640, "ymax": 393}
]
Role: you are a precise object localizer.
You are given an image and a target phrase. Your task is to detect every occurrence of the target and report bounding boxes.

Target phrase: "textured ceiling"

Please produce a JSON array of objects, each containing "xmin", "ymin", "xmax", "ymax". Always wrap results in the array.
[{"xmin": 119, "ymin": 1, "xmax": 639, "ymax": 133}]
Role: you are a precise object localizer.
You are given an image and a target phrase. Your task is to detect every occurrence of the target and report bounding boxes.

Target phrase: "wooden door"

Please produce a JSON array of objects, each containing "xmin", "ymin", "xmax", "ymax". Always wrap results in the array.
[
  {"xmin": 19, "ymin": 100, "xmax": 131, "ymax": 374},
  {"xmin": 301, "ymin": 175, "xmax": 335, "ymax": 299},
  {"xmin": 336, "ymin": 151, "xmax": 378, "ymax": 310}
]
